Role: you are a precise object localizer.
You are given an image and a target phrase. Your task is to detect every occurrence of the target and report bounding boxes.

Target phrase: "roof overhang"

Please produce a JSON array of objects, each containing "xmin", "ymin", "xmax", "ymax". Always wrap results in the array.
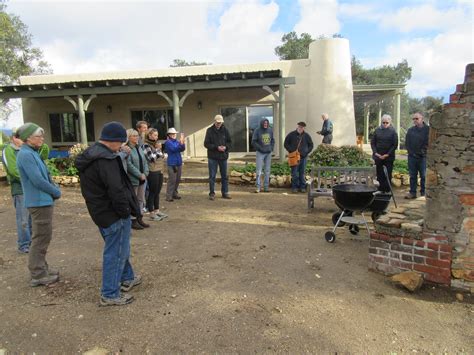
[
  {"xmin": 0, "ymin": 70, "xmax": 295, "ymax": 100},
  {"xmin": 353, "ymin": 83, "xmax": 406, "ymax": 106}
]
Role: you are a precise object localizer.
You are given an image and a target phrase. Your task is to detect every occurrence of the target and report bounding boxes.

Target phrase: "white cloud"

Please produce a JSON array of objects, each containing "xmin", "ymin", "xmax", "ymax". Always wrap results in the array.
[{"xmin": 294, "ymin": 0, "xmax": 340, "ymax": 37}]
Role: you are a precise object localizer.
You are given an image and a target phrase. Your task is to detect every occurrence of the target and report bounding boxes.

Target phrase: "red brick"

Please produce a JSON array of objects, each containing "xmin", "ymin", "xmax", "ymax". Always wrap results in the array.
[
  {"xmin": 426, "ymin": 242, "xmax": 441, "ymax": 251},
  {"xmin": 402, "ymin": 239, "xmax": 415, "ymax": 246},
  {"xmin": 391, "ymin": 243, "xmax": 413, "ymax": 253},
  {"xmin": 465, "ymin": 271, "xmax": 474, "ymax": 281},
  {"xmin": 370, "ymin": 240, "xmax": 388, "ymax": 249},
  {"xmin": 401, "ymin": 254, "xmax": 414, "ymax": 262},
  {"xmin": 460, "ymin": 194, "xmax": 474, "ymax": 206},
  {"xmin": 445, "ymin": 103, "xmax": 473, "ymax": 109},
  {"xmin": 372, "ymin": 255, "xmax": 389, "ymax": 264},
  {"xmin": 370, "ymin": 232, "xmax": 385, "ymax": 240},
  {"xmin": 415, "ymin": 240, "xmax": 426, "ymax": 248},
  {"xmin": 456, "ymin": 84, "xmax": 464, "ymax": 92},
  {"xmin": 462, "ymin": 165, "xmax": 474, "ymax": 173},
  {"xmin": 426, "ymin": 258, "xmax": 451, "ymax": 269},
  {"xmin": 369, "ymin": 248, "xmax": 377, "ymax": 255},
  {"xmin": 414, "ymin": 264, "xmax": 451, "ymax": 278},
  {"xmin": 414, "ymin": 249, "xmax": 438, "ymax": 258},
  {"xmin": 414, "ymin": 256, "xmax": 425, "ymax": 264},
  {"xmin": 438, "ymin": 244, "xmax": 452, "ymax": 253},
  {"xmin": 439, "ymin": 252, "xmax": 452, "ymax": 261},
  {"xmin": 425, "ymin": 273, "xmax": 451, "ymax": 285},
  {"xmin": 450, "ymin": 94, "xmax": 461, "ymax": 102},
  {"xmin": 378, "ymin": 249, "xmax": 389, "ymax": 256}
]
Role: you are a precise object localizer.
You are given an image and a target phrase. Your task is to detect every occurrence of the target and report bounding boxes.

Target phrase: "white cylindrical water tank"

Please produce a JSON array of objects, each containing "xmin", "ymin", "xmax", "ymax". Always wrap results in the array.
[{"xmin": 307, "ymin": 38, "xmax": 356, "ymax": 146}]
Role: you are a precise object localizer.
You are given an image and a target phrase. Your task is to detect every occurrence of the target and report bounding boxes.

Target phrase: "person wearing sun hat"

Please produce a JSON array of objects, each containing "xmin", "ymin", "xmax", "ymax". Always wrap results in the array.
[
  {"xmin": 163, "ymin": 127, "xmax": 185, "ymax": 202},
  {"xmin": 75, "ymin": 121, "xmax": 142, "ymax": 306},
  {"xmin": 16, "ymin": 122, "xmax": 62, "ymax": 287}
]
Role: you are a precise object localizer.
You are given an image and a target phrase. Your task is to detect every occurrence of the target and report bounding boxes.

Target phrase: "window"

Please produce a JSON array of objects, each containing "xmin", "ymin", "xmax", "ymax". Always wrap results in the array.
[
  {"xmin": 131, "ymin": 109, "xmax": 174, "ymax": 139},
  {"xmin": 220, "ymin": 105, "xmax": 274, "ymax": 153},
  {"xmin": 49, "ymin": 112, "xmax": 95, "ymax": 144}
]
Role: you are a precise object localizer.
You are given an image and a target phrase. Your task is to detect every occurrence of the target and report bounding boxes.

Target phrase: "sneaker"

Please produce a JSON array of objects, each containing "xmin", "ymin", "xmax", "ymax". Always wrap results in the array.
[
  {"xmin": 137, "ymin": 217, "xmax": 150, "ymax": 228},
  {"xmin": 299, "ymin": 188, "xmax": 306, "ymax": 193},
  {"xmin": 404, "ymin": 193, "xmax": 416, "ymax": 199},
  {"xmin": 291, "ymin": 189, "xmax": 298, "ymax": 194},
  {"xmin": 222, "ymin": 194, "xmax": 232, "ymax": 199},
  {"xmin": 209, "ymin": 194, "xmax": 215, "ymax": 201},
  {"xmin": 121, "ymin": 275, "xmax": 142, "ymax": 292},
  {"xmin": 254, "ymin": 189, "xmax": 260, "ymax": 193},
  {"xmin": 263, "ymin": 188, "xmax": 270, "ymax": 193},
  {"xmin": 30, "ymin": 274, "xmax": 59, "ymax": 287},
  {"xmin": 157, "ymin": 211, "xmax": 168, "ymax": 218},
  {"xmin": 131, "ymin": 219, "xmax": 144, "ymax": 230},
  {"xmin": 151, "ymin": 214, "xmax": 164, "ymax": 221},
  {"xmin": 99, "ymin": 293, "xmax": 134, "ymax": 307},
  {"xmin": 18, "ymin": 248, "xmax": 29, "ymax": 254},
  {"xmin": 47, "ymin": 268, "xmax": 60, "ymax": 276}
]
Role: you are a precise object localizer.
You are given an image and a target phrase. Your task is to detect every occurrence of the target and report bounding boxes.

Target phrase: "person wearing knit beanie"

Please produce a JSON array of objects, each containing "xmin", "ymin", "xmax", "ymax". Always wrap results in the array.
[
  {"xmin": 100, "ymin": 121, "xmax": 127, "ymax": 142},
  {"xmin": 17, "ymin": 123, "xmax": 43, "ymax": 142}
]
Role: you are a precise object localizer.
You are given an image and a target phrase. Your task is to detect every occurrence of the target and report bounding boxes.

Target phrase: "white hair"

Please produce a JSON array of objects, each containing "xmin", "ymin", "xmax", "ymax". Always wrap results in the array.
[
  {"xmin": 321, "ymin": 113, "xmax": 329, "ymax": 119},
  {"xmin": 381, "ymin": 114, "xmax": 392, "ymax": 122}
]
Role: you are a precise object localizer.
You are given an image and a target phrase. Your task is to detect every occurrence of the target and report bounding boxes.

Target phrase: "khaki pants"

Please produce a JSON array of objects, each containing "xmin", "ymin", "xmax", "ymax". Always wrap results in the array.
[{"xmin": 28, "ymin": 206, "xmax": 54, "ymax": 279}]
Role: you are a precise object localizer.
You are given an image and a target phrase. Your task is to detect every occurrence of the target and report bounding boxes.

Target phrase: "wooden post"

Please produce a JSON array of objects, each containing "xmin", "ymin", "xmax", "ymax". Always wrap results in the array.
[
  {"xmin": 173, "ymin": 90, "xmax": 180, "ymax": 132},
  {"xmin": 279, "ymin": 82, "xmax": 286, "ymax": 162}
]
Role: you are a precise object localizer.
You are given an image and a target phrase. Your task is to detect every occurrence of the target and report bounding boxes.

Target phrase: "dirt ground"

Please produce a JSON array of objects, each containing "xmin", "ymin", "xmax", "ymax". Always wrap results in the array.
[{"xmin": 0, "ymin": 181, "xmax": 472, "ymax": 353}]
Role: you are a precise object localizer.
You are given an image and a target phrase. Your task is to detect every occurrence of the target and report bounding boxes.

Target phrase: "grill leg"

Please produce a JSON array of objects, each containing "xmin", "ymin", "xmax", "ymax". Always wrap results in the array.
[
  {"xmin": 332, "ymin": 210, "xmax": 345, "ymax": 233},
  {"xmin": 361, "ymin": 212, "xmax": 371, "ymax": 236}
]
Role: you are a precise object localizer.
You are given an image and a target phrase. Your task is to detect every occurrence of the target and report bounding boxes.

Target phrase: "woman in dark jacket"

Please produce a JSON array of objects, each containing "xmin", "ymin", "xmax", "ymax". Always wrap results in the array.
[
  {"xmin": 370, "ymin": 114, "xmax": 398, "ymax": 192},
  {"xmin": 163, "ymin": 128, "xmax": 185, "ymax": 202}
]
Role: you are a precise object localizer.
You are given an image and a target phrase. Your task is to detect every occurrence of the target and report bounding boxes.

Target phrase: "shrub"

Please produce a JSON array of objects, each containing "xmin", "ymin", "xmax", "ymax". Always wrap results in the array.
[
  {"xmin": 309, "ymin": 144, "xmax": 371, "ymax": 167},
  {"xmin": 393, "ymin": 159, "xmax": 408, "ymax": 174}
]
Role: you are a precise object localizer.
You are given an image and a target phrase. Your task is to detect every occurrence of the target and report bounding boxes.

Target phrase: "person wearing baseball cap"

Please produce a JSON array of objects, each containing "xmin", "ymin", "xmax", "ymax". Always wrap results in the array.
[
  {"xmin": 163, "ymin": 127, "xmax": 185, "ymax": 201},
  {"xmin": 75, "ymin": 121, "xmax": 141, "ymax": 306},
  {"xmin": 16, "ymin": 122, "xmax": 61, "ymax": 287},
  {"xmin": 204, "ymin": 114, "xmax": 232, "ymax": 200}
]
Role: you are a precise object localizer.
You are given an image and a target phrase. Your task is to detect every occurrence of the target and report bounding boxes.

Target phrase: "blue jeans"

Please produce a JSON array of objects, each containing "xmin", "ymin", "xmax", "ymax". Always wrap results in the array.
[
  {"xmin": 408, "ymin": 155, "xmax": 426, "ymax": 196},
  {"xmin": 208, "ymin": 158, "xmax": 228, "ymax": 196},
  {"xmin": 13, "ymin": 194, "xmax": 32, "ymax": 252},
  {"xmin": 98, "ymin": 217, "xmax": 134, "ymax": 299},
  {"xmin": 256, "ymin": 151, "xmax": 272, "ymax": 191},
  {"xmin": 291, "ymin": 157, "xmax": 307, "ymax": 190}
]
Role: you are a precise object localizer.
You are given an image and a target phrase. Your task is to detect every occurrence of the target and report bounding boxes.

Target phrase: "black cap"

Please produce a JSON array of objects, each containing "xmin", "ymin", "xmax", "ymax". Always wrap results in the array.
[{"xmin": 100, "ymin": 121, "xmax": 127, "ymax": 142}]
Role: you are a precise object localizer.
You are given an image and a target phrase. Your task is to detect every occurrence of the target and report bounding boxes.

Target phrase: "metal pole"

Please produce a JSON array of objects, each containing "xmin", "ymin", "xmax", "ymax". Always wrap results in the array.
[
  {"xmin": 394, "ymin": 92, "xmax": 401, "ymax": 149},
  {"xmin": 364, "ymin": 104, "xmax": 370, "ymax": 144},
  {"xmin": 77, "ymin": 95, "xmax": 88, "ymax": 145},
  {"xmin": 378, "ymin": 102, "xmax": 382, "ymax": 127},
  {"xmin": 173, "ymin": 90, "xmax": 181, "ymax": 132},
  {"xmin": 279, "ymin": 82, "xmax": 286, "ymax": 163}
]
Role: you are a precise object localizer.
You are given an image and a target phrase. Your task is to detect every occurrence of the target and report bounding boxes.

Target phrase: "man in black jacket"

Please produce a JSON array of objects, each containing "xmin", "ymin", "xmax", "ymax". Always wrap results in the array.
[
  {"xmin": 204, "ymin": 114, "xmax": 232, "ymax": 200},
  {"xmin": 284, "ymin": 122, "xmax": 314, "ymax": 193},
  {"xmin": 371, "ymin": 114, "xmax": 398, "ymax": 192},
  {"xmin": 405, "ymin": 112, "xmax": 430, "ymax": 199},
  {"xmin": 75, "ymin": 122, "xmax": 141, "ymax": 306}
]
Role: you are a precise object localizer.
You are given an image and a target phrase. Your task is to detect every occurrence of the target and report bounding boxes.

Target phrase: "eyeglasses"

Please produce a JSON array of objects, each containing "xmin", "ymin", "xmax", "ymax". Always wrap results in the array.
[{"xmin": 382, "ymin": 122, "xmax": 390, "ymax": 125}]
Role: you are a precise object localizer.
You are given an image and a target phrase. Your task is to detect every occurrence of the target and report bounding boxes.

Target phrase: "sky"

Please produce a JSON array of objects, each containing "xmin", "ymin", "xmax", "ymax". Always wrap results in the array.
[{"xmin": 2, "ymin": 0, "xmax": 473, "ymax": 128}]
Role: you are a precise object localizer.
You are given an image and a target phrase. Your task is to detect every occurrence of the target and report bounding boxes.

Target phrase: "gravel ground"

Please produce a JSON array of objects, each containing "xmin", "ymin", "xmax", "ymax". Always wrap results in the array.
[{"xmin": 0, "ymin": 182, "xmax": 472, "ymax": 353}]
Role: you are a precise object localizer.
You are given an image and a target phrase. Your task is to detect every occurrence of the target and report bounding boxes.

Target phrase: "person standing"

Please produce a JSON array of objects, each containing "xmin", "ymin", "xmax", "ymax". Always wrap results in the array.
[
  {"xmin": 163, "ymin": 128, "xmax": 185, "ymax": 202},
  {"xmin": 136, "ymin": 120, "xmax": 149, "ymax": 147},
  {"xmin": 125, "ymin": 129, "xmax": 150, "ymax": 230},
  {"xmin": 16, "ymin": 123, "xmax": 61, "ymax": 287},
  {"xmin": 143, "ymin": 128, "xmax": 168, "ymax": 221},
  {"xmin": 204, "ymin": 114, "xmax": 232, "ymax": 200},
  {"xmin": 2, "ymin": 130, "xmax": 32, "ymax": 254},
  {"xmin": 75, "ymin": 121, "xmax": 141, "ymax": 306},
  {"xmin": 405, "ymin": 112, "xmax": 430, "ymax": 199},
  {"xmin": 284, "ymin": 122, "xmax": 314, "ymax": 193},
  {"xmin": 370, "ymin": 114, "xmax": 398, "ymax": 192},
  {"xmin": 251, "ymin": 118, "xmax": 274, "ymax": 193},
  {"xmin": 316, "ymin": 113, "xmax": 333, "ymax": 144}
]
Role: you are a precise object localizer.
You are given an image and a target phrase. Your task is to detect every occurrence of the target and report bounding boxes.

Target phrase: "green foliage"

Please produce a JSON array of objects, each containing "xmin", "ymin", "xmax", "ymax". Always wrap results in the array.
[
  {"xmin": 170, "ymin": 59, "xmax": 211, "ymax": 67},
  {"xmin": 393, "ymin": 159, "xmax": 408, "ymax": 174},
  {"xmin": 45, "ymin": 157, "xmax": 78, "ymax": 176},
  {"xmin": 274, "ymin": 31, "xmax": 314, "ymax": 60},
  {"xmin": 308, "ymin": 145, "xmax": 371, "ymax": 167},
  {"xmin": 0, "ymin": 2, "xmax": 51, "ymax": 85},
  {"xmin": 351, "ymin": 57, "xmax": 412, "ymax": 85},
  {"xmin": 231, "ymin": 162, "xmax": 311, "ymax": 176},
  {"xmin": 45, "ymin": 158, "xmax": 60, "ymax": 176}
]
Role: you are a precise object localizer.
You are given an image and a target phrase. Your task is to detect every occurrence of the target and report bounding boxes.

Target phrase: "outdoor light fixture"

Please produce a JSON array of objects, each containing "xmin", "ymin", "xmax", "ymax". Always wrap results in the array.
[
  {"xmin": 106, "ymin": 105, "xmax": 112, "ymax": 113},
  {"xmin": 197, "ymin": 101, "xmax": 202, "ymax": 110}
]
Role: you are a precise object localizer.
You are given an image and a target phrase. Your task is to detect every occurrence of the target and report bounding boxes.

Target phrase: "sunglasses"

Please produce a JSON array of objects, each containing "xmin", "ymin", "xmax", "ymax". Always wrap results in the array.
[{"xmin": 382, "ymin": 122, "xmax": 390, "ymax": 124}]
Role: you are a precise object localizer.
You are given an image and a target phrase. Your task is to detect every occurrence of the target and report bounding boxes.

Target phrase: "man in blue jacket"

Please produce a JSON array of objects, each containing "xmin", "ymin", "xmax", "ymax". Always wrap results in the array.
[
  {"xmin": 405, "ymin": 112, "xmax": 430, "ymax": 199},
  {"xmin": 16, "ymin": 123, "xmax": 61, "ymax": 287},
  {"xmin": 317, "ymin": 113, "xmax": 333, "ymax": 144},
  {"xmin": 252, "ymin": 119, "xmax": 274, "ymax": 193}
]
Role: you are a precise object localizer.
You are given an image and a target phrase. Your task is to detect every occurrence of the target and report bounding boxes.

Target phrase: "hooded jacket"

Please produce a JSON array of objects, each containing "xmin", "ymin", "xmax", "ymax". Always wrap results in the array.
[
  {"xmin": 2, "ymin": 143, "xmax": 23, "ymax": 196},
  {"xmin": 75, "ymin": 142, "xmax": 139, "ymax": 228},
  {"xmin": 204, "ymin": 124, "xmax": 232, "ymax": 160},
  {"xmin": 251, "ymin": 119, "xmax": 274, "ymax": 154}
]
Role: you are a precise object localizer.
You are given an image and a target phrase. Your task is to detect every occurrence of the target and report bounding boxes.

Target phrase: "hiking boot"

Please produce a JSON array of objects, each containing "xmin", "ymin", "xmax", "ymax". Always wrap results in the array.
[
  {"xmin": 165, "ymin": 198, "xmax": 174, "ymax": 202},
  {"xmin": 291, "ymin": 189, "xmax": 298, "ymax": 194},
  {"xmin": 18, "ymin": 248, "xmax": 29, "ymax": 254},
  {"xmin": 151, "ymin": 214, "xmax": 164, "ymax": 221},
  {"xmin": 299, "ymin": 188, "xmax": 306, "ymax": 193},
  {"xmin": 209, "ymin": 193, "xmax": 215, "ymax": 201},
  {"xmin": 121, "ymin": 275, "xmax": 143, "ymax": 292},
  {"xmin": 173, "ymin": 195, "xmax": 182, "ymax": 200},
  {"xmin": 30, "ymin": 274, "xmax": 59, "ymax": 287},
  {"xmin": 404, "ymin": 193, "xmax": 416, "ymax": 199},
  {"xmin": 99, "ymin": 293, "xmax": 134, "ymax": 307},
  {"xmin": 222, "ymin": 194, "xmax": 232, "ymax": 199},
  {"xmin": 131, "ymin": 219, "xmax": 144, "ymax": 230},
  {"xmin": 254, "ymin": 189, "xmax": 260, "ymax": 193},
  {"xmin": 137, "ymin": 217, "xmax": 150, "ymax": 228},
  {"xmin": 47, "ymin": 268, "xmax": 60, "ymax": 276},
  {"xmin": 263, "ymin": 188, "xmax": 270, "ymax": 193},
  {"xmin": 157, "ymin": 211, "xmax": 168, "ymax": 218}
]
